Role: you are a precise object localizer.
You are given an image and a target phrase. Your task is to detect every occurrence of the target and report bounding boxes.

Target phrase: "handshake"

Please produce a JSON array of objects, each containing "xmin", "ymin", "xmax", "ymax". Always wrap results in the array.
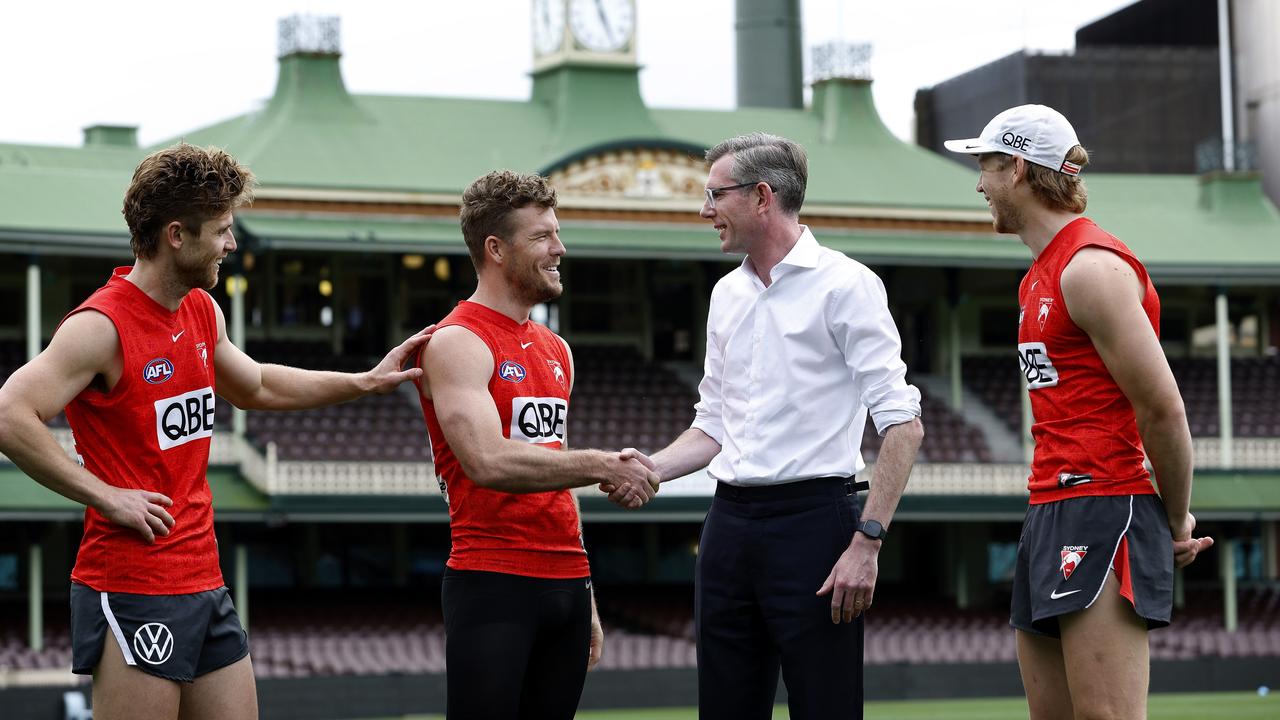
[{"xmin": 598, "ymin": 448, "xmax": 660, "ymax": 510}]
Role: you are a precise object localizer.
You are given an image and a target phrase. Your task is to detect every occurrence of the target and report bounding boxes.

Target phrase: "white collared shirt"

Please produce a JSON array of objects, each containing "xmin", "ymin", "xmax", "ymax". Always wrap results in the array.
[{"xmin": 692, "ymin": 226, "xmax": 921, "ymax": 485}]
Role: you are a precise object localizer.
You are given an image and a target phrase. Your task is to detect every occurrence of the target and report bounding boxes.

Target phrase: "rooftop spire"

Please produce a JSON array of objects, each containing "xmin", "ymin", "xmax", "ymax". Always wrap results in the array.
[
  {"xmin": 811, "ymin": 40, "xmax": 873, "ymax": 83},
  {"xmin": 278, "ymin": 14, "xmax": 341, "ymax": 57}
]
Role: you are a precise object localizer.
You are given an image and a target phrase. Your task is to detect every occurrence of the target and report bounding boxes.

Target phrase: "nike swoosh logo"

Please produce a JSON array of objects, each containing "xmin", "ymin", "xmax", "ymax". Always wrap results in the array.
[
  {"xmin": 521, "ymin": 341, "xmax": 534, "ymax": 349},
  {"xmin": 1030, "ymin": 280, "xmax": 1039, "ymax": 291},
  {"xmin": 1050, "ymin": 589, "xmax": 1082, "ymax": 600},
  {"xmin": 171, "ymin": 331, "xmax": 185, "ymax": 343}
]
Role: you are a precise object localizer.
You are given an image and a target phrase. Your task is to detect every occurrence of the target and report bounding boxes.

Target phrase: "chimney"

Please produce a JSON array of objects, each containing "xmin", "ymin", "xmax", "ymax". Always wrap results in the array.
[
  {"xmin": 735, "ymin": 0, "xmax": 803, "ymax": 109},
  {"xmin": 278, "ymin": 14, "xmax": 341, "ymax": 58},
  {"xmin": 82, "ymin": 125, "xmax": 138, "ymax": 148},
  {"xmin": 809, "ymin": 42, "xmax": 893, "ymax": 144},
  {"xmin": 264, "ymin": 15, "xmax": 362, "ymax": 121}
]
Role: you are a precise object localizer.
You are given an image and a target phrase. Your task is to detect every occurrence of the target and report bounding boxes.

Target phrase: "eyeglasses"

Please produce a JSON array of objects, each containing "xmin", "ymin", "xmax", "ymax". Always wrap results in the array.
[{"xmin": 704, "ymin": 181, "xmax": 765, "ymax": 209}]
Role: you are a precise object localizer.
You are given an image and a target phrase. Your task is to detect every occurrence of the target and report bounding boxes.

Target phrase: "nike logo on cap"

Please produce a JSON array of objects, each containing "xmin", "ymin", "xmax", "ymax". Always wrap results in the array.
[
  {"xmin": 172, "ymin": 331, "xmax": 185, "ymax": 343},
  {"xmin": 521, "ymin": 341, "xmax": 534, "ymax": 349},
  {"xmin": 1050, "ymin": 589, "xmax": 1082, "ymax": 600}
]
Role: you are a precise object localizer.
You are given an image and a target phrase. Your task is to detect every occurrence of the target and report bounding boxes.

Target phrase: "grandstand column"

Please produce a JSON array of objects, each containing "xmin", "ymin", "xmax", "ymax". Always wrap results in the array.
[
  {"xmin": 1216, "ymin": 289, "xmax": 1234, "ymax": 467},
  {"xmin": 948, "ymin": 305, "xmax": 962, "ymax": 411},
  {"xmin": 952, "ymin": 528, "xmax": 970, "ymax": 609},
  {"xmin": 1221, "ymin": 538, "xmax": 1238, "ymax": 632},
  {"xmin": 1264, "ymin": 521, "xmax": 1278, "ymax": 581},
  {"xmin": 946, "ymin": 269, "xmax": 962, "ymax": 410},
  {"xmin": 28, "ymin": 542, "xmax": 43, "ymax": 651},
  {"xmin": 392, "ymin": 524, "xmax": 409, "ymax": 586},
  {"xmin": 235, "ymin": 543, "xmax": 249, "ymax": 631},
  {"xmin": 229, "ymin": 276, "xmax": 248, "ymax": 439},
  {"xmin": 640, "ymin": 262, "xmax": 654, "ymax": 362},
  {"xmin": 26, "ymin": 260, "xmax": 40, "ymax": 360}
]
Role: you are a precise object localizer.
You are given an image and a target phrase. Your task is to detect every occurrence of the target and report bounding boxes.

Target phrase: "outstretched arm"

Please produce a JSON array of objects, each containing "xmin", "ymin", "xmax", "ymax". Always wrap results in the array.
[
  {"xmin": 213, "ymin": 301, "xmax": 430, "ymax": 411},
  {"xmin": 1062, "ymin": 247, "xmax": 1212, "ymax": 568},
  {"xmin": 426, "ymin": 325, "xmax": 658, "ymax": 495},
  {"xmin": 0, "ymin": 311, "xmax": 175, "ymax": 542}
]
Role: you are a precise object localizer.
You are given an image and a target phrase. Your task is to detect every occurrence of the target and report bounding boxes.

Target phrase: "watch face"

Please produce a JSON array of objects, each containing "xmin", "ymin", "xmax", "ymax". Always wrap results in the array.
[
  {"xmin": 569, "ymin": 0, "xmax": 634, "ymax": 52},
  {"xmin": 533, "ymin": 0, "xmax": 566, "ymax": 56}
]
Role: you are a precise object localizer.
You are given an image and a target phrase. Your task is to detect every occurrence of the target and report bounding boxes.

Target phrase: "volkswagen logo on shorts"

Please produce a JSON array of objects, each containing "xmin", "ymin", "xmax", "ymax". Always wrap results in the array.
[
  {"xmin": 133, "ymin": 622, "xmax": 175, "ymax": 665},
  {"xmin": 498, "ymin": 360, "xmax": 527, "ymax": 383},
  {"xmin": 143, "ymin": 358, "xmax": 175, "ymax": 384}
]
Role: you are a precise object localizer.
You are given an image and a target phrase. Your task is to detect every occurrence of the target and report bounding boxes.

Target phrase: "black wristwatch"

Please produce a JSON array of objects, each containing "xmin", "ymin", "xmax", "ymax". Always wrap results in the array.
[{"xmin": 856, "ymin": 519, "xmax": 886, "ymax": 541}]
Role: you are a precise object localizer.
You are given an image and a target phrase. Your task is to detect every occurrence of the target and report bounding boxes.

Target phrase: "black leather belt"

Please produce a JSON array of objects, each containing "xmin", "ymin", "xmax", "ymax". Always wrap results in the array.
[{"xmin": 714, "ymin": 476, "xmax": 868, "ymax": 502}]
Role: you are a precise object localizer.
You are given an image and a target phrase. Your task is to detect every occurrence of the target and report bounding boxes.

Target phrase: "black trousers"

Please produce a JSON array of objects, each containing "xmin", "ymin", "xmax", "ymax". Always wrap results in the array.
[
  {"xmin": 696, "ymin": 477, "xmax": 865, "ymax": 720},
  {"xmin": 441, "ymin": 568, "xmax": 591, "ymax": 720}
]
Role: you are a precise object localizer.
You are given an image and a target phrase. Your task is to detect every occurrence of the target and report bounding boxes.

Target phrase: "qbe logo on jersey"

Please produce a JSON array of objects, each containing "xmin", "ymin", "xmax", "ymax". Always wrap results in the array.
[
  {"xmin": 510, "ymin": 396, "xmax": 567, "ymax": 444},
  {"xmin": 154, "ymin": 386, "xmax": 215, "ymax": 450},
  {"xmin": 1018, "ymin": 342, "xmax": 1059, "ymax": 390}
]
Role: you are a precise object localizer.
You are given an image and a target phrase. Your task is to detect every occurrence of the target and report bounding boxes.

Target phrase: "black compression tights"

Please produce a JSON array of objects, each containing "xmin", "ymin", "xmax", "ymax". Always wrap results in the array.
[{"xmin": 441, "ymin": 568, "xmax": 592, "ymax": 720}]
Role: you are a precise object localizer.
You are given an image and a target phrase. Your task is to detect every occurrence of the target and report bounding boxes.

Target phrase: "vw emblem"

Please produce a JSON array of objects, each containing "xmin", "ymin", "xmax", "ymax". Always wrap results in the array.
[{"xmin": 133, "ymin": 622, "xmax": 175, "ymax": 665}]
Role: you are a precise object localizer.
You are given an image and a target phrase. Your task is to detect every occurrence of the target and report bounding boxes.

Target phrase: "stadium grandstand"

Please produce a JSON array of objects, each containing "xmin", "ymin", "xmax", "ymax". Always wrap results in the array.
[{"xmin": 2, "ymin": 2, "xmax": 1279, "ymax": 718}]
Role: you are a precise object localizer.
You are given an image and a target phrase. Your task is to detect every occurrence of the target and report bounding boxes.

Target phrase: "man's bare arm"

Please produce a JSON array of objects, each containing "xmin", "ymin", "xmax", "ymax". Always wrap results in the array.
[
  {"xmin": 818, "ymin": 417, "xmax": 923, "ymax": 622},
  {"xmin": 646, "ymin": 428, "xmax": 722, "ymax": 482},
  {"xmin": 1062, "ymin": 247, "xmax": 1211, "ymax": 566},
  {"xmin": 426, "ymin": 326, "xmax": 657, "ymax": 494},
  {"xmin": 0, "ymin": 311, "xmax": 174, "ymax": 542}
]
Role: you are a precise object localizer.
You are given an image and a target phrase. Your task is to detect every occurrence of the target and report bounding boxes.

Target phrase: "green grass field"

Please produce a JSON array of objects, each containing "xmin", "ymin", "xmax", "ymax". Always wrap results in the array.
[{"xmin": 372, "ymin": 691, "xmax": 1277, "ymax": 719}]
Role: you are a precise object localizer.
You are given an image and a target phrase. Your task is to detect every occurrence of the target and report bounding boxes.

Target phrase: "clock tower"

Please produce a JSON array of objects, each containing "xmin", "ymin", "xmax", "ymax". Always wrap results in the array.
[{"xmin": 532, "ymin": 0, "xmax": 637, "ymax": 71}]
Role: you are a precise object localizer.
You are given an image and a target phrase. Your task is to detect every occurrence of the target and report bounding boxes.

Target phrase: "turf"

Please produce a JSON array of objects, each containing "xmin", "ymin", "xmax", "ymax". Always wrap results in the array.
[{"xmin": 372, "ymin": 690, "xmax": 1278, "ymax": 719}]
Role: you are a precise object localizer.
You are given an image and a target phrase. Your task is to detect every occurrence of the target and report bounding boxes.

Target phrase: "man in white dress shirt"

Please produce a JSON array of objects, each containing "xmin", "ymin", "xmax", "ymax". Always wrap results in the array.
[{"xmin": 618, "ymin": 132, "xmax": 925, "ymax": 719}]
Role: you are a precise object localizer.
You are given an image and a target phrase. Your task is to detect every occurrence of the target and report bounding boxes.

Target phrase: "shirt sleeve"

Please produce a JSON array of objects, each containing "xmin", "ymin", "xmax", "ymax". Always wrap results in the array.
[
  {"xmin": 829, "ymin": 268, "xmax": 922, "ymax": 436},
  {"xmin": 691, "ymin": 287, "xmax": 726, "ymax": 444}
]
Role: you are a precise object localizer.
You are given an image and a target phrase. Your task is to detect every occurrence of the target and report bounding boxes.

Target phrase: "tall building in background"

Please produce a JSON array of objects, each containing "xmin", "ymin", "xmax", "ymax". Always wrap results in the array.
[{"xmin": 916, "ymin": 0, "xmax": 1278, "ymax": 197}]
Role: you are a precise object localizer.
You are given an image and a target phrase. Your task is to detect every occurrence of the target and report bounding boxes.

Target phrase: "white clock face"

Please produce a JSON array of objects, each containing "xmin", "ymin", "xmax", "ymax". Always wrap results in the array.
[
  {"xmin": 532, "ymin": 0, "xmax": 566, "ymax": 56},
  {"xmin": 569, "ymin": 0, "xmax": 634, "ymax": 52}
]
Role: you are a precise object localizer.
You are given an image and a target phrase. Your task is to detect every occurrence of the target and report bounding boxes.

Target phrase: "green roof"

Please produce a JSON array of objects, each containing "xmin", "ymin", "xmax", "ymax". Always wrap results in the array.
[
  {"xmin": 0, "ymin": 465, "xmax": 269, "ymax": 520},
  {"xmin": 1, "ymin": 53, "xmax": 1278, "ymax": 276}
]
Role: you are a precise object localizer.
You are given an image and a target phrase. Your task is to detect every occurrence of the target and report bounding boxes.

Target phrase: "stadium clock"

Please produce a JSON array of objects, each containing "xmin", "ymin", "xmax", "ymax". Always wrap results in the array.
[
  {"xmin": 569, "ymin": 0, "xmax": 634, "ymax": 52},
  {"xmin": 532, "ymin": 0, "xmax": 567, "ymax": 56}
]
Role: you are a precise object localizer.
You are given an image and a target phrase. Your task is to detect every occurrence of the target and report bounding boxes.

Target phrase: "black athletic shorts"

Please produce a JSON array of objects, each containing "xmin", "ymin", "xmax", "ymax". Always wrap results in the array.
[
  {"xmin": 442, "ymin": 568, "xmax": 592, "ymax": 720},
  {"xmin": 71, "ymin": 582, "xmax": 249, "ymax": 682},
  {"xmin": 1011, "ymin": 494, "xmax": 1174, "ymax": 638}
]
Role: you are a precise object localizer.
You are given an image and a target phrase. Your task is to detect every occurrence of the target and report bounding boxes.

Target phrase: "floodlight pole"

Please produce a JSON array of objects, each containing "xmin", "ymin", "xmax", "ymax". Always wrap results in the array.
[
  {"xmin": 230, "ymin": 276, "xmax": 247, "ymax": 439},
  {"xmin": 1216, "ymin": 290, "xmax": 1234, "ymax": 468},
  {"xmin": 1219, "ymin": 0, "xmax": 1235, "ymax": 172},
  {"xmin": 28, "ymin": 543, "xmax": 43, "ymax": 651},
  {"xmin": 26, "ymin": 260, "xmax": 40, "ymax": 361}
]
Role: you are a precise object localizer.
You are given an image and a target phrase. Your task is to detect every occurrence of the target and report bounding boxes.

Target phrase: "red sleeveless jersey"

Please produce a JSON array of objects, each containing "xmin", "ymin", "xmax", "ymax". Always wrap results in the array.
[
  {"xmin": 1018, "ymin": 218, "xmax": 1160, "ymax": 503},
  {"xmin": 65, "ymin": 268, "xmax": 223, "ymax": 594},
  {"xmin": 419, "ymin": 301, "xmax": 589, "ymax": 578}
]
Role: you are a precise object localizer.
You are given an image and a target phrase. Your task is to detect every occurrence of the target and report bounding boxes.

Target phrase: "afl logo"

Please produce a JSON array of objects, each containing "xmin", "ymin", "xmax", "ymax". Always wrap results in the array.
[
  {"xmin": 143, "ymin": 358, "xmax": 174, "ymax": 384},
  {"xmin": 498, "ymin": 361, "xmax": 527, "ymax": 383}
]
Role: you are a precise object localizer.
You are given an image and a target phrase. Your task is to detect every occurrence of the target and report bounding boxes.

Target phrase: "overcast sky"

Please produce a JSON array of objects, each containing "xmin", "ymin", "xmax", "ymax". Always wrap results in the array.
[{"xmin": 3, "ymin": 0, "xmax": 1137, "ymax": 148}]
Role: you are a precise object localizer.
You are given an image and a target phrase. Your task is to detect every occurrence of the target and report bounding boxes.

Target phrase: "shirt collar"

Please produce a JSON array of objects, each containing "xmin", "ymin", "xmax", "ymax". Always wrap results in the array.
[
  {"xmin": 778, "ymin": 226, "xmax": 820, "ymax": 269},
  {"xmin": 736, "ymin": 225, "xmax": 820, "ymax": 283}
]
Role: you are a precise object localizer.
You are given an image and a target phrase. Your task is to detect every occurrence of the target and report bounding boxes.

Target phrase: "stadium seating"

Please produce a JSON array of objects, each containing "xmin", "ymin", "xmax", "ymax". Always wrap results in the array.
[
  {"xmin": 964, "ymin": 355, "xmax": 1280, "ymax": 438},
  {"xmin": 569, "ymin": 346, "xmax": 700, "ymax": 456},
  {"xmin": 1167, "ymin": 357, "xmax": 1280, "ymax": 437},
  {"xmin": 3, "ymin": 587, "xmax": 1279, "ymax": 676}
]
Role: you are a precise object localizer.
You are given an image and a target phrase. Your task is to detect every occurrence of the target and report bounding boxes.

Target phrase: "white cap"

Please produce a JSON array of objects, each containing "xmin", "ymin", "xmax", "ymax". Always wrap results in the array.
[{"xmin": 944, "ymin": 104, "xmax": 1083, "ymax": 176}]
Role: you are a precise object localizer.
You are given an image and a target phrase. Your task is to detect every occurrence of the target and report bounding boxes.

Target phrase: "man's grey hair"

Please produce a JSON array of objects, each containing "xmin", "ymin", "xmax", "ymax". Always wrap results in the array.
[{"xmin": 706, "ymin": 132, "xmax": 807, "ymax": 215}]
